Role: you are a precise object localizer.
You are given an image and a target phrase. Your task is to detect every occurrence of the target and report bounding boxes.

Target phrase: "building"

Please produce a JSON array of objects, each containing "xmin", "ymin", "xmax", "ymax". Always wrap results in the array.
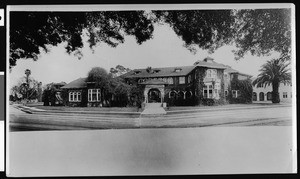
[
  {"xmin": 61, "ymin": 57, "xmax": 252, "ymax": 107},
  {"xmin": 252, "ymin": 81, "xmax": 292, "ymax": 103}
]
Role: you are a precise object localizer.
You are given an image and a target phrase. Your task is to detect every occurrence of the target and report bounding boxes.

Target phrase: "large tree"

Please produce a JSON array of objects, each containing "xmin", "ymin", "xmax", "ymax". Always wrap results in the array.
[
  {"xmin": 9, "ymin": 11, "xmax": 154, "ymax": 69},
  {"xmin": 10, "ymin": 72, "xmax": 40, "ymax": 101},
  {"xmin": 10, "ymin": 8, "xmax": 292, "ymax": 69},
  {"xmin": 252, "ymin": 58, "xmax": 291, "ymax": 103},
  {"xmin": 233, "ymin": 8, "xmax": 292, "ymax": 61},
  {"xmin": 153, "ymin": 10, "xmax": 235, "ymax": 53}
]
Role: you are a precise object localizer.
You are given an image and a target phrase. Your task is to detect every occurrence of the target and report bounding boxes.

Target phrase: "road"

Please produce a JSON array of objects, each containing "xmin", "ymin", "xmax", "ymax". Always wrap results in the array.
[{"xmin": 9, "ymin": 104, "xmax": 293, "ymax": 131}]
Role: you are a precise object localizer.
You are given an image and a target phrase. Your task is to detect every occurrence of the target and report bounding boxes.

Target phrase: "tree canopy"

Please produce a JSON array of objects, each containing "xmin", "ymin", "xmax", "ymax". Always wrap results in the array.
[
  {"xmin": 9, "ymin": 8, "xmax": 292, "ymax": 69},
  {"xmin": 10, "ymin": 11, "xmax": 154, "ymax": 68}
]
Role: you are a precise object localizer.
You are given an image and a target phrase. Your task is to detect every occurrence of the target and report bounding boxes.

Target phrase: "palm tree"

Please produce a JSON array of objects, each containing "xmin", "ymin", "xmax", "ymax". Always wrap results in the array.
[
  {"xmin": 253, "ymin": 58, "xmax": 291, "ymax": 103},
  {"xmin": 24, "ymin": 69, "xmax": 31, "ymax": 100}
]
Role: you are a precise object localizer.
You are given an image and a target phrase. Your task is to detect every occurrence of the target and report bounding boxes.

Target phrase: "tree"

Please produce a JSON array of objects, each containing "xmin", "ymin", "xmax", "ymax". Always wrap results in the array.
[
  {"xmin": 86, "ymin": 67, "xmax": 110, "ymax": 105},
  {"xmin": 233, "ymin": 9, "xmax": 292, "ymax": 61},
  {"xmin": 154, "ymin": 9, "xmax": 292, "ymax": 61},
  {"xmin": 252, "ymin": 58, "xmax": 291, "ymax": 103},
  {"xmin": 10, "ymin": 9, "xmax": 292, "ymax": 69},
  {"xmin": 9, "ymin": 11, "xmax": 154, "ymax": 69},
  {"xmin": 153, "ymin": 10, "xmax": 235, "ymax": 53},
  {"xmin": 110, "ymin": 65, "xmax": 131, "ymax": 78},
  {"xmin": 10, "ymin": 75, "xmax": 40, "ymax": 102}
]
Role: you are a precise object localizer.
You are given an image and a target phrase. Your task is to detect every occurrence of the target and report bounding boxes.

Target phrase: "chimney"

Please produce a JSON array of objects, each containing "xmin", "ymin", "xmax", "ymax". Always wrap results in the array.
[{"xmin": 203, "ymin": 57, "xmax": 214, "ymax": 63}]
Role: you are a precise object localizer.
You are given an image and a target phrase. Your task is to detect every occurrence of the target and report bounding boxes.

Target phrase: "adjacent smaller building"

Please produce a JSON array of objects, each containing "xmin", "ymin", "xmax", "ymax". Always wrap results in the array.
[{"xmin": 252, "ymin": 81, "xmax": 292, "ymax": 103}]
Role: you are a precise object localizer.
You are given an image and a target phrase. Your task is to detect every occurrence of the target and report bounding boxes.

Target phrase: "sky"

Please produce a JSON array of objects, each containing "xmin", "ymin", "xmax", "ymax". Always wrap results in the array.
[{"xmin": 9, "ymin": 23, "xmax": 281, "ymax": 88}]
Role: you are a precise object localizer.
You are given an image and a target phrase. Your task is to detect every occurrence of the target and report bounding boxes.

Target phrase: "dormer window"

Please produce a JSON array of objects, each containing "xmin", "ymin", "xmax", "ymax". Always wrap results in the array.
[
  {"xmin": 153, "ymin": 69, "xmax": 160, "ymax": 74},
  {"xmin": 174, "ymin": 68, "xmax": 182, "ymax": 73},
  {"xmin": 133, "ymin": 70, "xmax": 141, "ymax": 75}
]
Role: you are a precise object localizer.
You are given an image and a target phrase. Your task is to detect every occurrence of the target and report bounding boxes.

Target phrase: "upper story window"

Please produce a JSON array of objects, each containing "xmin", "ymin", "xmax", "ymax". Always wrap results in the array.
[
  {"xmin": 88, "ymin": 89, "xmax": 101, "ymax": 102},
  {"xmin": 283, "ymin": 92, "xmax": 288, "ymax": 98},
  {"xmin": 153, "ymin": 69, "xmax": 160, "ymax": 74},
  {"xmin": 206, "ymin": 69, "xmax": 217, "ymax": 78},
  {"xmin": 133, "ymin": 70, "xmax": 141, "ymax": 75},
  {"xmin": 167, "ymin": 77, "xmax": 174, "ymax": 84},
  {"xmin": 179, "ymin": 76, "xmax": 185, "ymax": 84},
  {"xmin": 174, "ymin": 68, "xmax": 182, "ymax": 73}
]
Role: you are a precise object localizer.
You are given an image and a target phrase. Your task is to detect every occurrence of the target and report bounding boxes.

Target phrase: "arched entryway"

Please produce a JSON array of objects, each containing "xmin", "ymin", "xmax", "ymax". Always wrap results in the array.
[
  {"xmin": 252, "ymin": 92, "xmax": 257, "ymax": 101},
  {"xmin": 148, "ymin": 88, "xmax": 161, "ymax": 103},
  {"xmin": 259, "ymin": 92, "xmax": 265, "ymax": 101}
]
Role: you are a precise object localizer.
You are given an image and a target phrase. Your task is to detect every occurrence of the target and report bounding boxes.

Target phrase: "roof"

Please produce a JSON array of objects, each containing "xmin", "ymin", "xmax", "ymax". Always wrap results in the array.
[
  {"xmin": 194, "ymin": 59, "xmax": 228, "ymax": 69},
  {"xmin": 53, "ymin": 82, "xmax": 67, "ymax": 86},
  {"xmin": 139, "ymin": 79, "xmax": 168, "ymax": 85},
  {"xmin": 225, "ymin": 67, "xmax": 252, "ymax": 77},
  {"xmin": 61, "ymin": 78, "xmax": 87, "ymax": 89},
  {"xmin": 122, "ymin": 66, "xmax": 196, "ymax": 78}
]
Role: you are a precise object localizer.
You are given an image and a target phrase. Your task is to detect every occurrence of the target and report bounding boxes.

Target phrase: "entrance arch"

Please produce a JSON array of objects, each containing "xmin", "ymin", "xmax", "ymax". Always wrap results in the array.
[
  {"xmin": 148, "ymin": 88, "xmax": 161, "ymax": 103},
  {"xmin": 252, "ymin": 92, "xmax": 257, "ymax": 101},
  {"xmin": 259, "ymin": 92, "xmax": 265, "ymax": 101}
]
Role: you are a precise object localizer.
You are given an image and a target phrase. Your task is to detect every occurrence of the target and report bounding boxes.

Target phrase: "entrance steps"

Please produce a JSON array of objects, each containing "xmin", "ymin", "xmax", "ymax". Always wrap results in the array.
[{"xmin": 140, "ymin": 102, "xmax": 167, "ymax": 117}]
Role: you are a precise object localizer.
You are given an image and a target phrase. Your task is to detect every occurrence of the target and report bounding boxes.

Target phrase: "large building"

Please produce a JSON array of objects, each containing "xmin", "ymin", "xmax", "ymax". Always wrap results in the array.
[{"xmin": 61, "ymin": 57, "xmax": 252, "ymax": 107}]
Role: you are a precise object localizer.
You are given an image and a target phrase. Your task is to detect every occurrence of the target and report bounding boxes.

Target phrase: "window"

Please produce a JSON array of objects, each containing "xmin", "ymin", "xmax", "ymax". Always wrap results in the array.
[
  {"xmin": 69, "ymin": 91, "xmax": 81, "ymax": 102},
  {"xmin": 206, "ymin": 69, "xmax": 211, "ymax": 78},
  {"xmin": 211, "ymin": 69, "xmax": 217, "ymax": 78},
  {"xmin": 283, "ymin": 92, "xmax": 288, "ymax": 98},
  {"xmin": 225, "ymin": 90, "xmax": 228, "ymax": 97},
  {"xmin": 188, "ymin": 75, "xmax": 192, "ymax": 83},
  {"xmin": 88, "ymin": 89, "xmax": 101, "ymax": 102},
  {"xmin": 167, "ymin": 77, "xmax": 174, "ymax": 84},
  {"xmin": 174, "ymin": 68, "xmax": 182, "ymax": 72},
  {"xmin": 232, "ymin": 90, "xmax": 240, "ymax": 98},
  {"xmin": 179, "ymin": 76, "xmax": 185, "ymax": 84},
  {"xmin": 203, "ymin": 84, "xmax": 213, "ymax": 98}
]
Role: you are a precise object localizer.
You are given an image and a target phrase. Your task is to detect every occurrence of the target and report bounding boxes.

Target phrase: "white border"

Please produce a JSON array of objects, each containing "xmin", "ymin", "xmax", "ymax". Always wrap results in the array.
[
  {"xmin": 290, "ymin": 4, "xmax": 297, "ymax": 173},
  {"xmin": 6, "ymin": 5, "xmax": 10, "ymax": 175},
  {"xmin": 9, "ymin": 3, "xmax": 293, "ymax": 11},
  {"xmin": 6, "ymin": 3, "xmax": 297, "ymax": 175}
]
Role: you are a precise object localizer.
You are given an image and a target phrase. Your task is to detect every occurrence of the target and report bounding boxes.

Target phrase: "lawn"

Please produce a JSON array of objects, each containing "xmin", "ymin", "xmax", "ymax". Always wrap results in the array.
[
  {"xmin": 25, "ymin": 103, "xmax": 142, "ymax": 112},
  {"xmin": 23, "ymin": 101, "xmax": 291, "ymax": 113}
]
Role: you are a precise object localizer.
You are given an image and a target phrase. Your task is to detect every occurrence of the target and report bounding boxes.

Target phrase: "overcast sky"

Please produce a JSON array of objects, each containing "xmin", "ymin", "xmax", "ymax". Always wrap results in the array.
[{"xmin": 9, "ymin": 23, "xmax": 281, "ymax": 87}]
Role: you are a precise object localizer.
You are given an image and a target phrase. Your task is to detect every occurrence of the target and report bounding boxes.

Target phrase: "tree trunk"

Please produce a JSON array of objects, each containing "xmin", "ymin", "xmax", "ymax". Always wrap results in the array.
[{"xmin": 272, "ymin": 81, "xmax": 280, "ymax": 103}]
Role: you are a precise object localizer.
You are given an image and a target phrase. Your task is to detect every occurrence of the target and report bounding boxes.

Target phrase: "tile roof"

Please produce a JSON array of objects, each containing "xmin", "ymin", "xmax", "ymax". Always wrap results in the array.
[
  {"xmin": 122, "ymin": 66, "xmax": 196, "ymax": 78},
  {"xmin": 61, "ymin": 78, "xmax": 87, "ymax": 89}
]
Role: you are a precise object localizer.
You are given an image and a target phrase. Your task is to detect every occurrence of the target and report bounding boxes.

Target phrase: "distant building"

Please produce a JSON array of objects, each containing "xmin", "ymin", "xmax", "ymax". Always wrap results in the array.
[{"xmin": 61, "ymin": 57, "xmax": 252, "ymax": 107}]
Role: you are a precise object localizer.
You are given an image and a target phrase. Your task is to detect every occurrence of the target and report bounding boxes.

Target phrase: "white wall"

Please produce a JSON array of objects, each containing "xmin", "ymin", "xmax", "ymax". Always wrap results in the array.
[{"xmin": 253, "ymin": 83, "xmax": 292, "ymax": 103}]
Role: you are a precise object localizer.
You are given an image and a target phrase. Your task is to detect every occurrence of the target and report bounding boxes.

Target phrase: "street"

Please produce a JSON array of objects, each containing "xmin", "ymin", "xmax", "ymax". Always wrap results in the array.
[
  {"xmin": 7, "ymin": 104, "xmax": 296, "ymax": 176},
  {"xmin": 9, "ymin": 104, "xmax": 293, "ymax": 131}
]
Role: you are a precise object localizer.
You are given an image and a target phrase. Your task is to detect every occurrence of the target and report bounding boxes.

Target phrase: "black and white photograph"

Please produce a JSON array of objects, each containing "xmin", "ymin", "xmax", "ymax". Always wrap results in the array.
[{"xmin": 7, "ymin": 4, "xmax": 296, "ymax": 177}]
